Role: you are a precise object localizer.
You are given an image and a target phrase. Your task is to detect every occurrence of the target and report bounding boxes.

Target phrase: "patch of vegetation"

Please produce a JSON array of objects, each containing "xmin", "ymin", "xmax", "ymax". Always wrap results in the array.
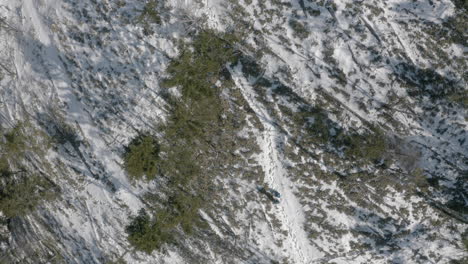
[
  {"xmin": 0, "ymin": 169, "xmax": 53, "ymax": 218},
  {"xmin": 125, "ymin": 30, "xmax": 240, "ymax": 252},
  {"xmin": 342, "ymin": 127, "xmax": 386, "ymax": 163},
  {"xmin": 394, "ymin": 62, "xmax": 461, "ymax": 101},
  {"xmin": 302, "ymin": 110, "xmax": 387, "ymax": 163},
  {"xmin": 0, "ymin": 121, "xmax": 56, "ymax": 219},
  {"xmin": 447, "ymin": 91, "xmax": 468, "ymax": 109},
  {"xmin": 162, "ymin": 30, "xmax": 239, "ymax": 100},
  {"xmin": 289, "ymin": 19, "xmax": 310, "ymax": 39},
  {"xmin": 136, "ymin": 0, "xmax": 164, "ymax": 35},
  {"xmin": 423, "ymin": 13, "xmax": 467, "ymax": 47},
  {"xmin": 463, "ymin": 230, "xmax": 468, "ymax": 251},
  {"xmin": 105, "ymin": 259, "xmax": 127, "ymax": 264},
  {"xmin": 126, "ymin": 209, "xmax": 171, "ymax": 253},
  {"xmin": 307, "ymin": 8, "xmax": 321, "ymax": 17},
  {"xmin": 123, "ymin": 134, "xmax": 160, "ymax": 181},
  {"xmin": 451, "ymin": 0, "xmax": 468, "ymax": 11},
  {"xmin": 138, "ymin": 1, "xmax": 161, "ymax": 23},
  {"xmin": 295, "ymin": 106, "xmax": 334, "ymax": 145},
  {"xmin": 259, "ymin": 72, "xmax": 386, "ymax": 165}
]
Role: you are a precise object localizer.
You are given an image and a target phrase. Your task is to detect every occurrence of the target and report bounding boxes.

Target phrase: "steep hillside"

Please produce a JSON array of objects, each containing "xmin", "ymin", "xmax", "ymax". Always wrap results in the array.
[{"xmin": 0, "ymin": 0, "xmax": 466, "ymax": 263}]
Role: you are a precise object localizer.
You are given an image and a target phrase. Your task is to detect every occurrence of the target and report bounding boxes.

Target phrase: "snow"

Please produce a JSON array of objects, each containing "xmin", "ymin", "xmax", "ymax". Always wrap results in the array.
[{"xmin": 0, "ymin": 0, "xmax": 466, "ymax": 263}]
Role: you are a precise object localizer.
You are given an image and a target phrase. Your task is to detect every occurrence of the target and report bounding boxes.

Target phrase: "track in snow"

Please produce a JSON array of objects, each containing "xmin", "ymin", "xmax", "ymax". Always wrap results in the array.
[{"xmin": 230, "ymin": 64, "xmax": 323, "ymax": 263}]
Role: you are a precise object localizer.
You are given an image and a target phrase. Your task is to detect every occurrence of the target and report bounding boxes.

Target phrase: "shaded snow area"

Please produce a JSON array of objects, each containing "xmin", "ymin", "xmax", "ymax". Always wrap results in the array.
[{"xmin": 0, "ymin": 0, "xmax": 466, "ymax": 263}]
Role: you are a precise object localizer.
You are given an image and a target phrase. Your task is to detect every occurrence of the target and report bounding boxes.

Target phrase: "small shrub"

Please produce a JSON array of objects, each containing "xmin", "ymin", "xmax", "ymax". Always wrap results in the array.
[
  {"xmin": 289, "ymin": 19, "xmax": 310, "ymax": 39},
  {"xmin": 412, "ymin": 168, "xmax": 429, "ymax": 191},
  {"xmin": 343, "ymin": 127, "xmax": 386, "ymax": 162},
  {"xmin": 308, "ymin": 8, "xmax": 321, "ymax": 16},
  {"xmin": 447, "ymin": 92, "xmax": 468, "ymax": 108},
  {"xmin": 165, "ymin": 193, "xmax": 203, "ymax": 234},
  {"xmin": 127, "ymin": 193, "xmax": 204, "ymax": 252},
  {"xmin": 137, "ymin": 0, "xmax": 162, "ymax": 35},
  {"xmin": 305, "ymin": 111, "xmax": 333, "ymax": 144},
  {"xmin": 139, "ymin": 1, "xmax": 161, "ymax": 24},
  {"xmin": 126, "ymin": 209, "xmax": 173, "ymax": 253},
  {"xmin": 162, "ymin": 30, "xmax": 239, "ymax": 100},
  {"xmin": 3, "ymin": 123, "xmax": 28, "ymax": 156},
  {"xmin": 123, "ymin": 134, "xmax": 160, "ymax": 181}
]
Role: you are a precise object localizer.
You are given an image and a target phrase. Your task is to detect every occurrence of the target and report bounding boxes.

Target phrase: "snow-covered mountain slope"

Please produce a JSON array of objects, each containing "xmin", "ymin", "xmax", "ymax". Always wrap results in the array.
[{"xmin": 0, "ymin": 0, "xmax": 466, "ymax": 263}]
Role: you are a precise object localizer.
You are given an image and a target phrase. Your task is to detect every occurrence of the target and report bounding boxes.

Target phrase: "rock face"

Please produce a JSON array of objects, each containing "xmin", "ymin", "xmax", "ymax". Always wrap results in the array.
[{"xmin": 0, "ymin": 0, "xmax": 466, "ymax": 263}]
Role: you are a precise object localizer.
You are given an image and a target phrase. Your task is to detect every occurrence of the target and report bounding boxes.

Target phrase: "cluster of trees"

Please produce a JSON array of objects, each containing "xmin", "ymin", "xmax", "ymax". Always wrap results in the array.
[
  {"xmin": 0, "ymin": 122, "xmax": 55, "ymax": 219},
  {"xmin": 123, "ymin": 30, "xmax": 239, "ymax": 252},
  {"xmin": 123, "ymin": 26, "xmax": 390, "ymax": 252}
]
